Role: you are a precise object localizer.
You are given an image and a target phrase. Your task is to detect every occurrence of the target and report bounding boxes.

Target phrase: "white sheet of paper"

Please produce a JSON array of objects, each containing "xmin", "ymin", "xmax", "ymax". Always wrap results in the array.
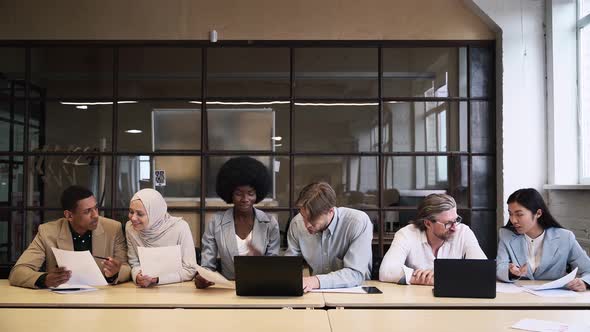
[
  {"xmin": 137, "ymin": 245, "xmax": 182, "ymax": 277},
  {"xmin": 51, "ymin": 284, "xmax": 98, "ymax": 294},
  {"xmin": 522, "ymin": 268, "xmax": 578, "ymax": 291},
  {"xmin": 310, "ymin": 286, "xmax": 367, "ymax": 294},
  {"xmin": 195, "ymin": 265, "xmax": 234, "ymax": 289},
  {"xmin": 51, "ymin": 248, "xmax": 108, "ymax": 286},
  {"xmin": 512, "ymin": 318, "xmax": 589, "ymax": 332},
  {"xmin": 522, "ymin": 288, "xmax": 579, "ymax": 298},
  {"xmin": 496, "ymin": 282, "xmax": 524, "ymax": 293}
]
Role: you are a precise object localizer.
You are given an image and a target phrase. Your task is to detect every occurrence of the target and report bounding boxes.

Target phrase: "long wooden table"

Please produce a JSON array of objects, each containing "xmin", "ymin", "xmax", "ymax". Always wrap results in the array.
[
  {"xmin": 0, "ymin": 280, "xmax": 324, "ymax": 309},
  {"xmin": 323, "ymin": 280, "xmax": 590, "ymax": 308},
  {"xmin": 0, "ymin": 308, "xmax": 331, "ymax": 332},
  {"xmin": 328, "ymin": 309, "xmax": 590, "ymax": 332}
]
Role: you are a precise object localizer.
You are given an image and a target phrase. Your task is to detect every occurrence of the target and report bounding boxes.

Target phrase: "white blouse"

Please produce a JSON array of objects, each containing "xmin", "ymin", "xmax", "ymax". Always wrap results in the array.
[
  {"xmin": 524, "ymin": 231, "xmax": 545, "ymax": 273},
  {"xmin": 236, "ymin": 232, "xmax": 252, "ymax": 256}
]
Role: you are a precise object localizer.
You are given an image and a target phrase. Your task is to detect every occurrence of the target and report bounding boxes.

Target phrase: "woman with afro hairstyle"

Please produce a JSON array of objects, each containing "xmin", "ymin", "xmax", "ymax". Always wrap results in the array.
[{"xmin": 195, "ymin": 156, "xmax": 280, "ymax": 288}]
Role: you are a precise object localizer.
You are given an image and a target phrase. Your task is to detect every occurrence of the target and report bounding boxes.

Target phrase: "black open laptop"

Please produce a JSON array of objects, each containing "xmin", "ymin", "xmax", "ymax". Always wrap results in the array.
[
  {"xmin": 234, "ymin": 256, "xmax": 303, "ymax": 296},
  {"xmin": 433, "ymin": 259, "xmax": 496, "ymax": 299}
]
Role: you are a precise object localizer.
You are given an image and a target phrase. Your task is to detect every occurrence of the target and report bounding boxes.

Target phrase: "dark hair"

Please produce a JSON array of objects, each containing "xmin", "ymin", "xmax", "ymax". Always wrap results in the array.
[
  {"xmin": 61, "ymin": 185, "xmax": 94, "ymax": 211},
  {"xmin": 216, "ymin": 157, "xmax": 271, "ymax": 204},
  {"xmin": 295, "ymin": 182, "xmax": 337, "ymax": 221},
  {"xmin": 504, "ymin": 188, "xmax": 563, "ymax": 232}
]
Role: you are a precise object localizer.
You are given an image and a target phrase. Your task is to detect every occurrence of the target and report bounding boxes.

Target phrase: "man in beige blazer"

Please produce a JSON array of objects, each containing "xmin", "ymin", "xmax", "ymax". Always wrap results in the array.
[{"xmin": 9, "ymin": 185, "xmax": 131, "ymax": 288}]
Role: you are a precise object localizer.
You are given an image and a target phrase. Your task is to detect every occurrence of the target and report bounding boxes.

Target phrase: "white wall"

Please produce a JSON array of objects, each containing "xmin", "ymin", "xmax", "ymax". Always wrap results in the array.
[{"xmin": 468, "ymin": 0, "xmax": 547, "ymax": 225}]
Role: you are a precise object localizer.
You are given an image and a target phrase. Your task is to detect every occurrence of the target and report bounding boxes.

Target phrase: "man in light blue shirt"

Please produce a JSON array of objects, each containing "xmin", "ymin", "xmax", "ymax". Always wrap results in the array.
[{"xmin": 285, "ymin": 182, "xmax": 373, "ymax": 292}]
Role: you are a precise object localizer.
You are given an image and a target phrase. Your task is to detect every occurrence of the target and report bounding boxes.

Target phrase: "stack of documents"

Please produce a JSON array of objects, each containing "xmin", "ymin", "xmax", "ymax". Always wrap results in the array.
[{"xmin": 496, "ymin": 268, "xmax": 580, "ymax": 297}]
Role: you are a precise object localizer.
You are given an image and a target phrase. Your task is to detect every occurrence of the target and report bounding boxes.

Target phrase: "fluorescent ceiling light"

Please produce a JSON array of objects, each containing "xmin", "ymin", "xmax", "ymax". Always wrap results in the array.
[
  {"xmin": 294, "ymin": 102, "xmax": 378, "ymax": 106},
  {"xmin": 125, "ymin": 129, "xmax": 142, "ymax": 134},
  {"xmin": 271, "ymin": 136, "xmax": 282, "ymax": 141},
  {"xmin": 76, "ymin": 105, "xmax": 88, "ymax": 110},
  {"xmin": 60, "ymin": 101, "xmax": 138, "ymax": 105},
  {"xmin": 206, "ymin": 101, "xmax": 290, "ymax": 105}
]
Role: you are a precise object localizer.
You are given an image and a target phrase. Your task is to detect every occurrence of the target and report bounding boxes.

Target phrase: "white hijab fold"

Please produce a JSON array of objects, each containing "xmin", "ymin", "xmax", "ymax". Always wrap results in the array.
[{"xmin": 130, "ymin": 188, "xmax": 181, "ymax": 246}]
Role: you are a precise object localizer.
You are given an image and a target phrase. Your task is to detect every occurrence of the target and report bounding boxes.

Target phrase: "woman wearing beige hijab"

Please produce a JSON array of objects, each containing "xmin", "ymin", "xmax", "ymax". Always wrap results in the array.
[{"xmin": 126, "ymin": 188, "xmax": 197, "ymax": 287}]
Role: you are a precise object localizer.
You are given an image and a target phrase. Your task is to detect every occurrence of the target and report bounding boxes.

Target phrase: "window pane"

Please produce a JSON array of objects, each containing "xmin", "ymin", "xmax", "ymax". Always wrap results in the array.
[
  {"xmin": 207, "ymin": 48, "xmax": 290, "ymax": 98},
  {"xmin": 471, "ymin": 156, "xmax": 496, "ymax": 208},
  {"xmin": 470, "ymin": 101, "xmax": 494, "ymax": 153},
  {"xmin": 383, "ymin": 47, "xmax": 464, "ymax": 98},
  {"xmin": 384, "ymin": 156, "xmax": 468, "ymax": 208},
  {"xmin": 581, "ymin": 0, "xmax": 590, "ymax": 18},
  {"xmin": 207, "ymin": 103, "xmax": 289, "ymax": 152},
  {"xmin": 2, "ymin": 210, "xmax": 24, "ymax": 262},
  {"xmin": 581, "ymin": 25, "xmax": 590, "ymax": 179},
  {"xmin": 0, "ymin": 47, "xmax": 25, "ymax": 98},
  {"xmin": 117, "ymin": 101, "xmax": 201, "ymax": 152},
  {"xmin": 470, "ymin": 210, "xmax": 497, "ymax": 258},
  {"xmin": 29, "ymin": 156, "xmax": 112, "ymax": 208},
  {"xmin": 294, "ymin": 156, "xmax": 378, "ymax": 208},
  {"xmin": 0, "ymin": 160, "xmax": 23, "ymax": 206},
  {"xmin": 205, "ymin": 156, "xmax": 289, "ymax": 208},
  {"xmin": 294, "ymin": 48, "xmax": 378, "ymax": 98},
  {"xmin": 383, "ymin": 210, "xmax": 417, "ymax": 240},
  {"xmin": 38, "ymin": 101, "xmax": 112, "ymax": 151},
  {"xmin": 119, "ymin": 47, "xmax": 201, "ymax": 98},
  {"xmin": 293, "ymin": 104, "xmax": 379, "ymax": 153},
  {"xmin": 31, "ymin": 47, "xmax": 113, "ymax": 98},
  {"xmin": 469, "ymin": 47, "xmax": 493, "ymax": 98},
  {"xmin": 116, "ymin": 156, "xmax": 200, "ymax": 207},
  {"xmin": 0, "ymin": 100, "xmax": 25, "ymax": 152},
  {"xmin": 29, "ymin": 100, "xmax": 42, "ymax": 151},
  {"xmin": 383, "ymin": 101, "xmax": 468, "ymax": 152}
]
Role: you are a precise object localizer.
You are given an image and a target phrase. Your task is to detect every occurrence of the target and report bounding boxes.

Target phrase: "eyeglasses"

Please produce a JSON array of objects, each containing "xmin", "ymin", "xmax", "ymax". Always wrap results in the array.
[{"xmin": 432, "ymin": 215, "xmax": 463, "ymax": 229}]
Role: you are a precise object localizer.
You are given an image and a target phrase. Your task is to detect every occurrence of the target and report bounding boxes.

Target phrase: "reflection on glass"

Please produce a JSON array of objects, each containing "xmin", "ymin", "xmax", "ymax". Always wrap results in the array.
[
  {"xmin": 29, "ymin": 155, "xmax": 112, "ymax": 208},
  {"xmin": 207, "ymin": 103, "xmax": 289, "ymax": 152},
  {"xmin": 40, "ymin": 101, "xmax": 112, "ymax": 151},
  {"xmin": 0, "ymin": 161, "xmax": 23, "ymax": 206},
  {"xmin": 168, "ymin": 210, "xmax": 199, "ymax": 247},
  {"xmin": 205, "ymin": 156, "xmax": 288, "ymax": 208},
  {"xmin": 383, "ymin": 210, "xmax": 418, "ymax": 238},
  {"xmin": 383, "ymin": 48, "xmax": 464, "ymax": 97},
  {"xmin": 116, "ymin": 156, "xmax": 200, "ymax": 208},
  {"xmin": 119, "ymin": 47, "xmax": 201, "ymax": 98},
  {"xmin": 383, "ymin": 156, "xmax": 468, "ymax": 207},
  {"xmin": 0, "ymin": 47, "xmax": 25, "ymax": 98},
  {"xmin": 471, "ymin": 156, "xmax": 495, "ymax": 208},
  {"xmin": 207, "ymin": 48, "xmax": 290, "ymax": 98},
  {"xmin": 0, "ymin": 100, "xmax": 25, "ymax": 152},
  {"xmin": 117, "ymin": 101, "xmax": 201, "ymax": 152},
  {"xmin": 471, "ymin": 101, "xmax": 494, "ymax": 153},
  {"xmin": 382, "ymin": 102, "xmax": 468, "ymax": 152},
  {"xmin": 469, "ymin": 47, "xmax": 493, "ymax": 98},
  {"xmin": 1, "ymin": 210, "xmax": 22, "ymax": 262},
  {"xmin": 294, "ymin": 156, "xmax": 378, "ymax": 208},
  {"xmin": 294, "ymin": 48, "xmax": 378, "ymax": 98},
  {"xmin": 31, "ymin": 47, "xmax": 113, "ymax": 98},
  {"xmin": 293, "ymin": 104, "xmax": 379, "ymax": 153}
]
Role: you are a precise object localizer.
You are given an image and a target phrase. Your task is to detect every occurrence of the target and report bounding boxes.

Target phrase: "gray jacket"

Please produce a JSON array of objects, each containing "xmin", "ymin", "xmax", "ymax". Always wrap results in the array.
[
  {"xmin": 200, "ymin": 208, "xmax": 280, "ymax": 280},
  {"xmin": 496, "ymin": 227, "xmax": 590, "ymax": 285}
]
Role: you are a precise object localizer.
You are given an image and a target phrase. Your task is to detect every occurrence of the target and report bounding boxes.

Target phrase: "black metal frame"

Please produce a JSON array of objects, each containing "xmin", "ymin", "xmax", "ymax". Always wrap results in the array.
[{"xmin": 0, "ymin": 40, "xmax": 496, "ymax": 274}]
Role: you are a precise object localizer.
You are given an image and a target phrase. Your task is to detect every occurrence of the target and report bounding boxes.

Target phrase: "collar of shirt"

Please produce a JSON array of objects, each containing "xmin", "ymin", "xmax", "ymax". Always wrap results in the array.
[
  {"xmin": 68, "ymin": 222, "xmax": 92, "ymax": 247},
  {"xmin": 524, "ymin": 230, "xmax": 545, "ymax": 245},
  {"xmin": 325, "ymin": 207, "xmax": 340, "ymax": 236}
]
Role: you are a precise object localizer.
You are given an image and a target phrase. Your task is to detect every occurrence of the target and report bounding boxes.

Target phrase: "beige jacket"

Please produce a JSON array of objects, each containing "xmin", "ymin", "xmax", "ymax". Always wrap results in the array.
[{"xmin": 9, "ymin": 217, "xmax": 131, "ymax": 288}]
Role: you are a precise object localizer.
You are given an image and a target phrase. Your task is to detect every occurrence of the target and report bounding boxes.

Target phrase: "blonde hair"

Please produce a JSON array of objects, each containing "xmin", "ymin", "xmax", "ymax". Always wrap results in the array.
[
  {"xmin": 410, "ymin": 193, "xmax": 457, "ymax": 231},
  {"xmin": 295, "ymin": 182, "xmax": 336, "ymax": 221}
]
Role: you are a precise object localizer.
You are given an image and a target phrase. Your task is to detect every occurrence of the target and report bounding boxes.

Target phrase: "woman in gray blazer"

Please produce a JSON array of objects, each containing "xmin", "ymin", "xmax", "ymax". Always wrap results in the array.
[
  {"xmin": 195, "ymin": 157, "xmax": 280, "ymax": 288},
  {"xmin": 497, "ymin": 188, "xmax": 590, "ymax": 291}
]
